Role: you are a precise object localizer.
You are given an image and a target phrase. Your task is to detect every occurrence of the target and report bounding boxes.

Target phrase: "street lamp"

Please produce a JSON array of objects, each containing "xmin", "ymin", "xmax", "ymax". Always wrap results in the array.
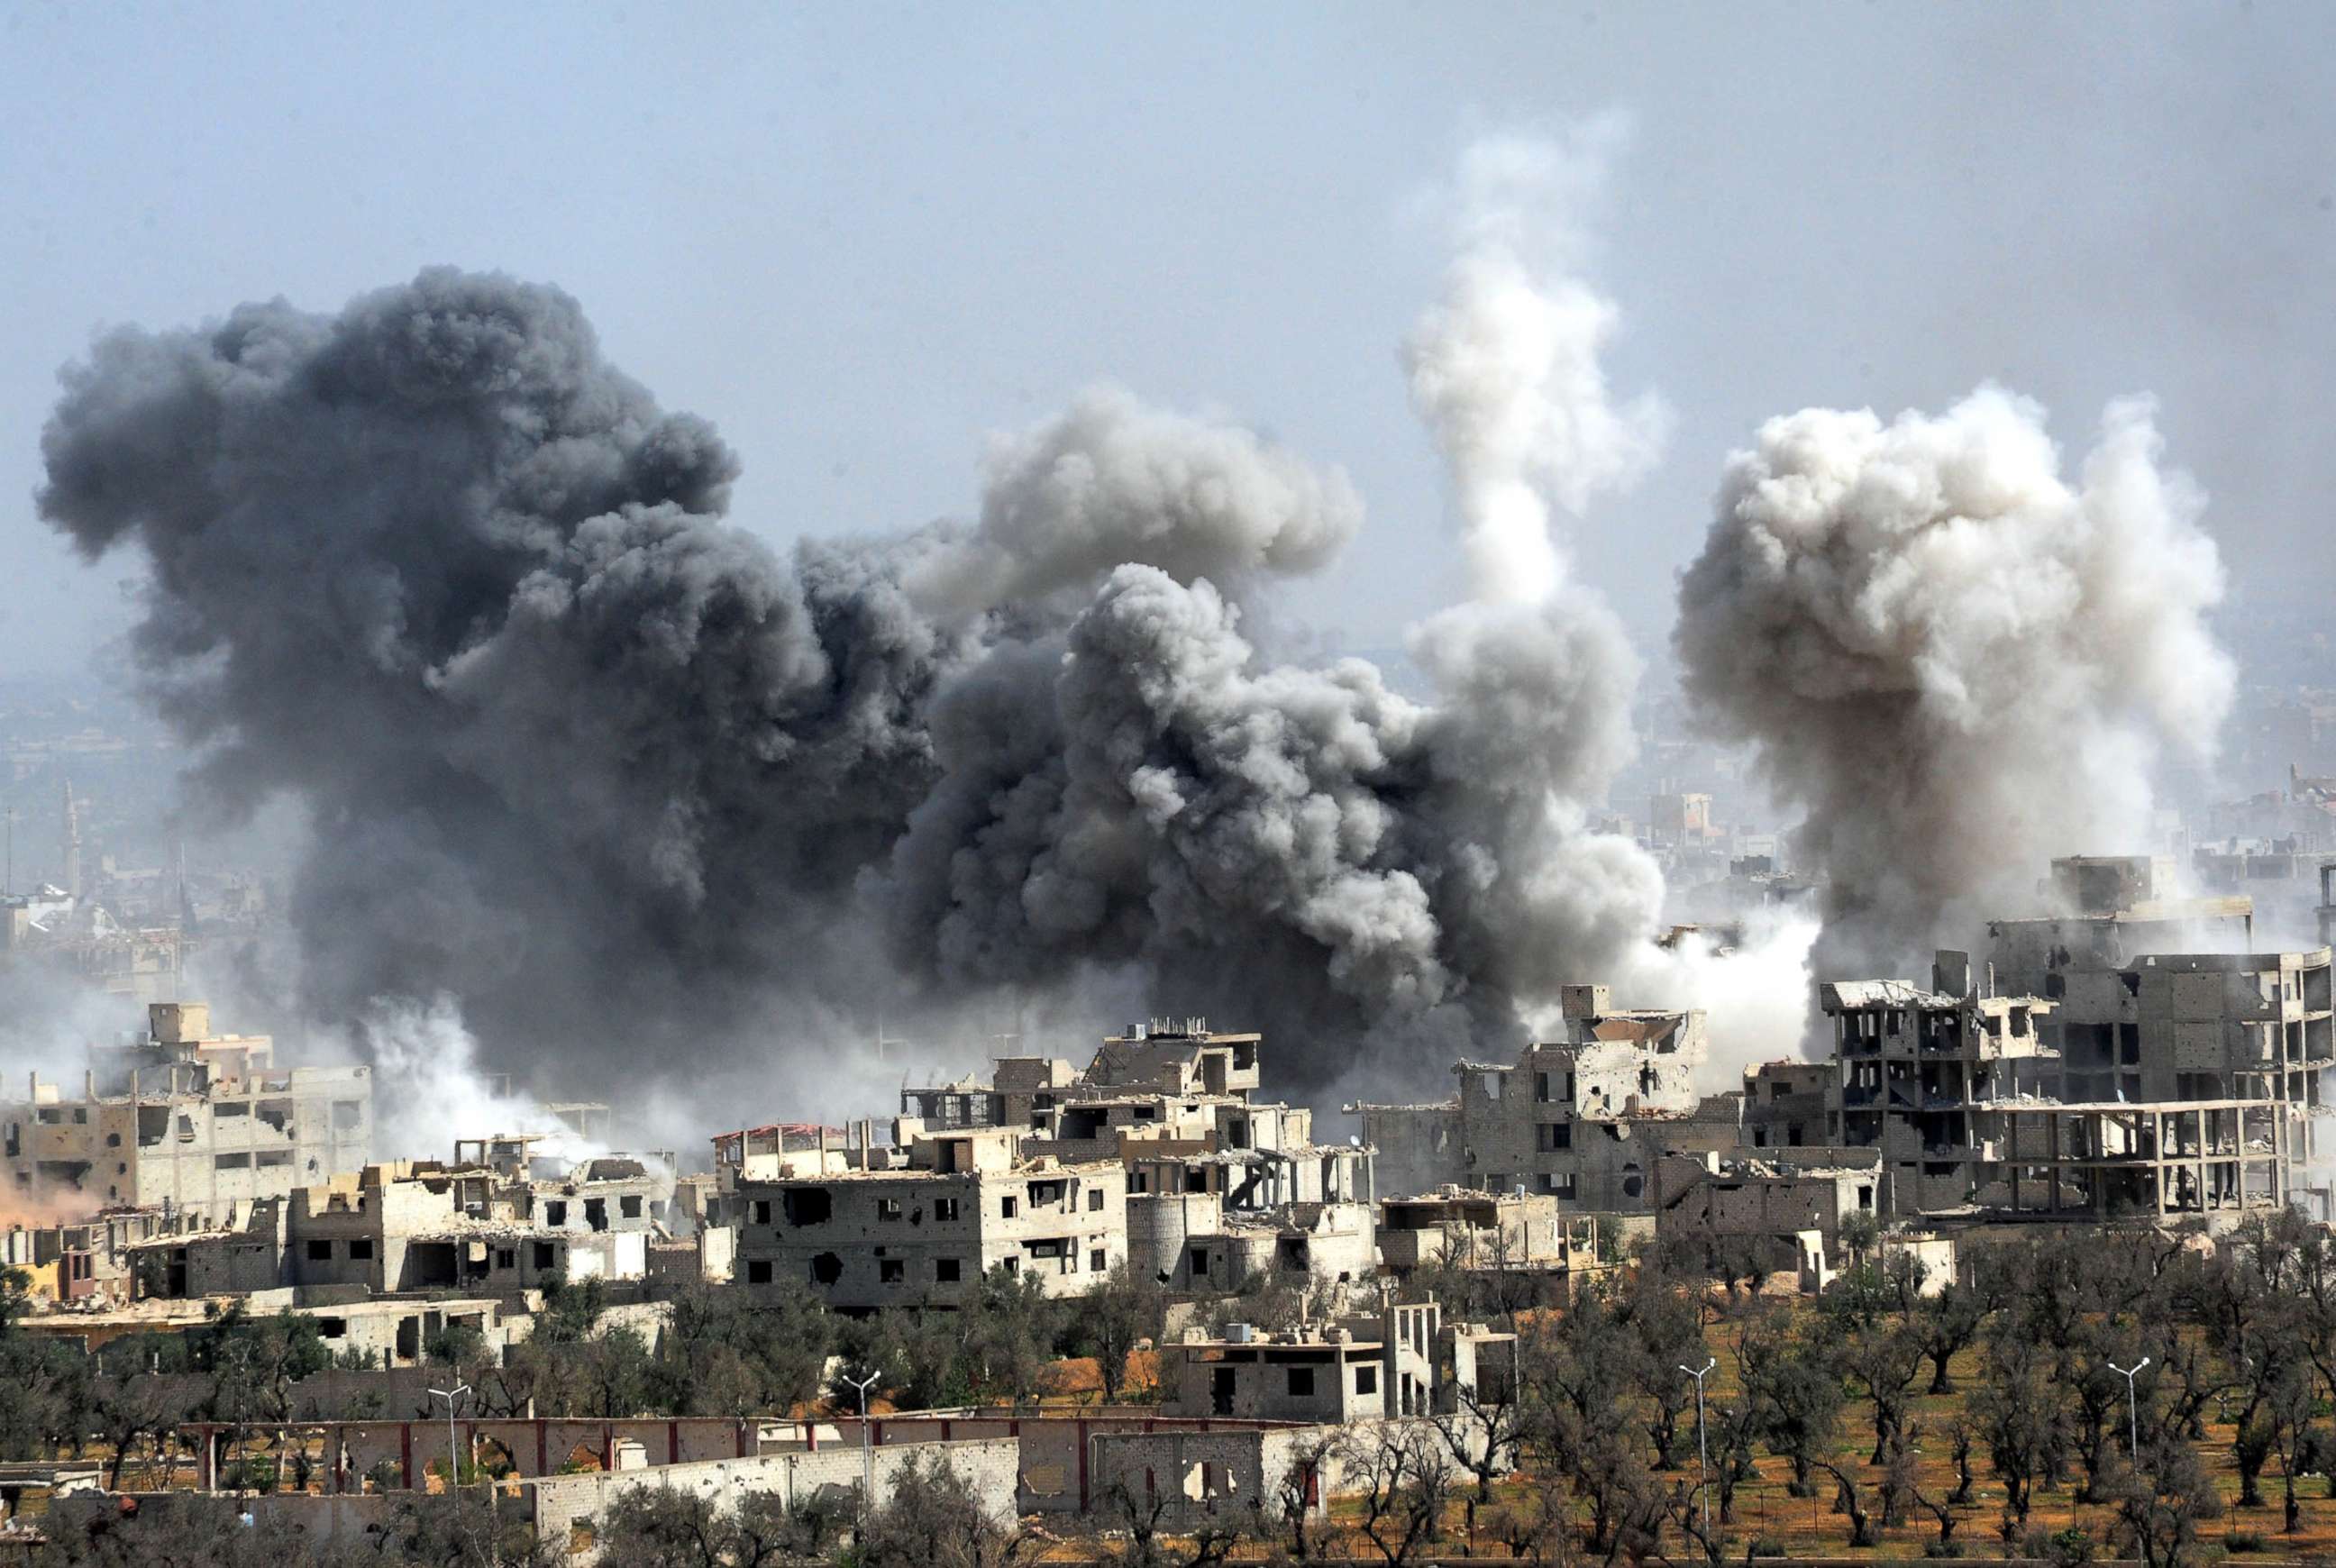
[
  {"xmin": 427, "ymin": 1382, "xmax": 471, "ymax": 1492},
  {"xmin": 2108, "ymin": 1357, "xmax": 2151, "ymax": 1456},
  {"xmin": 844, "ymin": 1372, "xmax": 881, "ymax": 1526},
  {"xmin": 1681, "ymin": 1358, "xmax": 1717, "ymax": 1534}
]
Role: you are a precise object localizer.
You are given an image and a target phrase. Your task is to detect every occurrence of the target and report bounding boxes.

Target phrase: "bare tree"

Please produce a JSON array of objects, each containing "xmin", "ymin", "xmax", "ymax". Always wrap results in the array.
[{"xmin": 1337, "ymin": 1423, "xmax": 1455, "ymax": 1567}]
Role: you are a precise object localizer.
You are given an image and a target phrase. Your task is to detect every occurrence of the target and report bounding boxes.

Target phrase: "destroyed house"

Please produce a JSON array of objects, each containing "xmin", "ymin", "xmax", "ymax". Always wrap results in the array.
[{"xmin": 1347, "ymin": 983, "xmax": 1714, "ymax": 1208}]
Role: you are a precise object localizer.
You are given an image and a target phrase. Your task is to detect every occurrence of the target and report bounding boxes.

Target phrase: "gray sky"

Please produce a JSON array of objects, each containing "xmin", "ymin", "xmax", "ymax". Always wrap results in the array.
[{"xmin": 3, "ymin": 2, "xmax": 2331, "ymax": 681}]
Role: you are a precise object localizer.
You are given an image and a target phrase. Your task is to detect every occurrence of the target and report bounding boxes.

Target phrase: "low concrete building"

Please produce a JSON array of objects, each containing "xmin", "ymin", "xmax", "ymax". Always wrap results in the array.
[
  {"xmin": 723, "ymin": 1124, "xmax": 1127, "ymax": 1310},
  {"xmin": 1163, "ymin": 1295, "xmax": 1478, "ymax": 1425},
  {"xmin": 1651, "ymin": 1149, "xmax": 1880, "ymax": 1278},
  {"xmin": 128, "ymin": 1139, "xmax": 671, "ymax": 1301},
  {"xmin": 1375, "ymin": 1189, "xmax": 1583, "ymax": 1273}
]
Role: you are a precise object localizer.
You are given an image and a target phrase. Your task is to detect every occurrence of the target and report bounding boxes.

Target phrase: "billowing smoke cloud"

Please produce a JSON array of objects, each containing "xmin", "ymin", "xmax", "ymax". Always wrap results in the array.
[
  {"xmin": 1675, "ymin": 386, "xmax": 2235, "ymax": 971},
  {"xmin": 906, "ymin": 387, "xmax": 1362, "ymax": 617},
  {"xmin": 40, "ymin": 127, "xmax": 1685, "ymax": 1101},
  {"xmin": 355, "ymin": 995, "xmax": 609, "ymax": 1166},
  {"xmin": 37, "ymin": 269, "xmax": 1363, "ymax": 1085},
  {"xmin": 882, "ymin": 126, "xmax": 1674, "ymax": 1086}
]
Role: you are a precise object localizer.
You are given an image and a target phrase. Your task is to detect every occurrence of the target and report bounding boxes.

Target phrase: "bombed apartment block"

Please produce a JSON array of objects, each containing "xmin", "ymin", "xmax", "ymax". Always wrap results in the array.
[
  {"xmin": 1983, "ymin": 856, "xmax": 2335, "ymax": 1208},
  {"xmin": 719, "ymin": 1122, "xmax": 1127, "ymax": 1311},
  {"xmin": 902, "ymin": 1021, "xmax": 1375, "ymax": 1297},
  {"xmin": 1, "ymin": 1001, "xmax": 370, "ymax": 1217},
  {"xmin": 1347, "ymin": 984, "xmax": 1713, "ymax": 1208},
  {"xmin": 1985, "ymin": 1099, "xmax": 2293, "ymax": 1219},
  {"xmin": 126, "ymin": 1137, "xmax": 673, "ymax": 1302},
  {"xmin": 1821, "ymin": 955, "xmax": 2058, "ymax": 1217}
]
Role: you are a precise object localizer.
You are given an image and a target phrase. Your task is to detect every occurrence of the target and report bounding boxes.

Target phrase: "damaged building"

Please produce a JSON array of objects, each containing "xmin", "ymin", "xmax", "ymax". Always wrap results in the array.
[
  {"xmin": 719, "ymin": 1121, "xmax": 1127, "ymax": 1311},
  {"xmin": 126, "ymin": 1135, "xmax": 674, "ymax": 1305},
  {"xmin": 904, "ymin": 1021, "xmax": 1378, "ymax": 1297},
  {"xmin": 1160, "ymin": 1293, "xmax": 1514, "ymax": 1423},
  {"xmin": 1820, "ymin": 873, "xmax": 2329, "ymax": 1225},
  {"xmin": 1347, "ymin": 985, "xmax": 1722, "ymax": 1210},
  {"xmin": 1822, "ymin": 953, "xmax": 2061, "ymax": 1217},
  {"xmin": 1988, "ymin": 854, "xmax": 2334, "ymax": 1212},
  {"xmin": 2, "ymin": 1001, "xmax": 371, "ymax": 1217}
]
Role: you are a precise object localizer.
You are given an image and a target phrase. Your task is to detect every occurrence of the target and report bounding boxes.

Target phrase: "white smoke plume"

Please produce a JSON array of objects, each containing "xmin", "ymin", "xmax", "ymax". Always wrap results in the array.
[
  {"xmin": 1618, "ymin": 910, "xmax": 1824, "ymax": 1091},
  {"xmin": 354, "ymin": 995, "xmax": 608, "ymax": 1167},
  {"xmin": 1405, "ymin": 121, "xmax": 1671, "ymax": 605},
  {"xmin": 1675, "ymin": 387, "xmax": 2236, "ymax": 971}
]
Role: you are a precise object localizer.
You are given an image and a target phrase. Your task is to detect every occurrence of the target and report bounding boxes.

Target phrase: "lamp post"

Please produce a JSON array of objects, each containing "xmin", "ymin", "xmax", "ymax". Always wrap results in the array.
[
  {"xmin": 2108, "ymin": 1357, "xmax": 2151, "ymax": 1456},
  {"xmin": 845, "ymin": 1372, "xmax": 881, "ymax": 1527},
  {"xmin": 1681, "ymin": 1358, "xmax": 1717, "ymax": 1534},
  {"xmin": 427, "ymin": 1382, "xmax": 471, "ymax": 1492}
]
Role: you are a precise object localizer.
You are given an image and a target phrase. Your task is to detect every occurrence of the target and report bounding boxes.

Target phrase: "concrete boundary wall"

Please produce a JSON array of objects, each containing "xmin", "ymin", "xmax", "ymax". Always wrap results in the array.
[{"xmin": 521, "ymin": 1436, "xmax": 1021, "ymax": 1565}]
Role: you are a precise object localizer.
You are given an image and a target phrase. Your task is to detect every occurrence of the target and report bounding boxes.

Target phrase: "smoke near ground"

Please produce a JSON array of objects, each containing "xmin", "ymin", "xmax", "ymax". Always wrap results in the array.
[
  {"xmin": 1674, "ymin": 386, "xmax": 2236, "ymax": 973},
  {"xmin": 32, "ymin": 128, "xmax": 1706, "ymax": 1104}
]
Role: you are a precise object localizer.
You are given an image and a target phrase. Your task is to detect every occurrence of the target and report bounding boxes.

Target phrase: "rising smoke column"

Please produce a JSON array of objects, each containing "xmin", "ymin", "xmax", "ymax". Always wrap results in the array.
[
  {"xmin": 37, "ymin": 269, "xmax": 1361, "ymax": 1077},
  {"xmin": 1403, "ymin": 123, "xmax": 1670, "ymax": 605},
  {"xmin": 1674, "ymin": 387, "xmax": 2235, "ymax": 969},
  {"xmin": 882, "ymin": 126, "xmax": 1673, "ymax": 1086}
]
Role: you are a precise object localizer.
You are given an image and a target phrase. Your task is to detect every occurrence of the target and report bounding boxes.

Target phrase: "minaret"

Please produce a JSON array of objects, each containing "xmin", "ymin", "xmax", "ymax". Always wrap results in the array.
[{"xmin": 61, "ymin": 780, "xmax": 81, "ymax": 901}]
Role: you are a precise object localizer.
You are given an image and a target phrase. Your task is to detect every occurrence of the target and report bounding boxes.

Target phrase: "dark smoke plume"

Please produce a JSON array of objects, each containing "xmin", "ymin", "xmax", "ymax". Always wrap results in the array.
[{"xmin": 41, "ymin": 245, "xmax": 1664, "ymax": 1096}]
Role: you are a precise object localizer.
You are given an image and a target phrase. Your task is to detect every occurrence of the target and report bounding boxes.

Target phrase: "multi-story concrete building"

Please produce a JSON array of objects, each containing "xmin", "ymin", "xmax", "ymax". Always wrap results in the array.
[
  {"xmin": 721, "ymin": 1124, "xmax": 1127, "ymax": 1311},
  {"xmin": 903, "ymin": 1021, "xmax": 1375, "ymax": 1298},
  {"xmin": 2, "ymin": 1001, "xmax": 370, "ymax": 1217},
  {"xmin": 1820, "ymin": 953, "xmax": 2059, "ymax": 1217},
  {"xmin": 1348, "ymin": 985, "xmax": 1720, "ymax": 1209},
  {"xmin": 1820, "ymin": 922, "xmax": 2322, "ymax": 1223},
  {"xmin": 1985, "ymin": 855, "xmax": 2334, "ymax": 1209}
]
